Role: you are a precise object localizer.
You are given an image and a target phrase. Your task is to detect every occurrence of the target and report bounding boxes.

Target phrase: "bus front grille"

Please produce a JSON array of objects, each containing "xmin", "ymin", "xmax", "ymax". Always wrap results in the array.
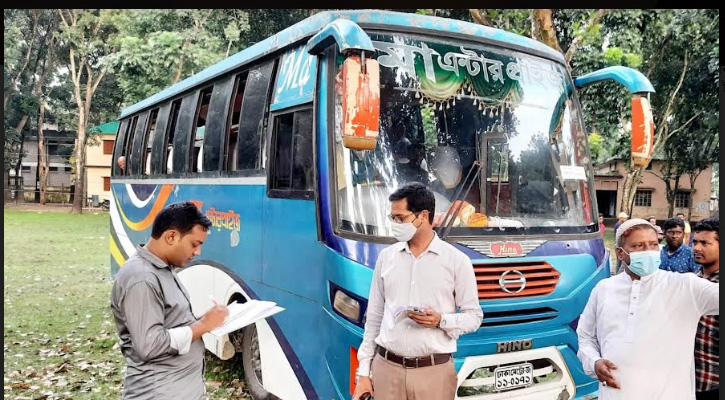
[
  {"xmin": 480, "ymin": 307, "xmax": 558, "ymax": 327},
  {"xmin": 473, "ymin": 261, "xmax": 560, "ymax": 300}
]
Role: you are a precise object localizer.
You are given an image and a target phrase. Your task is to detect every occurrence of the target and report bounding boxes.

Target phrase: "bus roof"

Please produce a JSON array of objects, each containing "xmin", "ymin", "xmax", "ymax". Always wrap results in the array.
[{"xmin": 120, "ymin": 10, "xmax": 565, "ymax": 119}]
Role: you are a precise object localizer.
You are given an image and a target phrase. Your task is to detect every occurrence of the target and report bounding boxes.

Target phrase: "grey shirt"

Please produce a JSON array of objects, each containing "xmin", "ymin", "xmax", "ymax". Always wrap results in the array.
[{"xmin": 111, "ymin": 245, "xmax": 206, "ymax": 400}]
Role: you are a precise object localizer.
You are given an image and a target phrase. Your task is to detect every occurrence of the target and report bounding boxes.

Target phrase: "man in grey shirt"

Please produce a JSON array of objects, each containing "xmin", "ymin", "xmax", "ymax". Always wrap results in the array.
[{"xmin": 111, "ymin": 202, "xmax": 228, "ymax": 400}]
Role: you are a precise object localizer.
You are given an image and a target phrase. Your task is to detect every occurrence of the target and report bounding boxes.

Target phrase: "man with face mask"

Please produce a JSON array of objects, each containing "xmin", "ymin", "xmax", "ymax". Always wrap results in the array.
[
  {"xmin": 111, "ymin": 202, "xmax": 229, "ymax": 399},
  {"xmin": 352, "ymin": 182, "xmax": 482, "ymax": 400},
  {"xmin": 576, "ymin": 218, "xmax": 719, "ymax": 400}
]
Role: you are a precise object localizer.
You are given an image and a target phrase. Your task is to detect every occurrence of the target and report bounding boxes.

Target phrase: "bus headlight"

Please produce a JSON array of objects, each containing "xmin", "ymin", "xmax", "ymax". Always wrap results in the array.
[{"xmin": 333, "ymin": 290, "xmax": 361, "ymax": 322}]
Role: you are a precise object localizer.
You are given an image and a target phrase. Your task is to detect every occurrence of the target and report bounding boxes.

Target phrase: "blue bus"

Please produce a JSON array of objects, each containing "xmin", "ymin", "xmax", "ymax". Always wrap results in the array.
[{"xmin": 110, "ymin": 10, "xmax": 655, "ymax": 400}]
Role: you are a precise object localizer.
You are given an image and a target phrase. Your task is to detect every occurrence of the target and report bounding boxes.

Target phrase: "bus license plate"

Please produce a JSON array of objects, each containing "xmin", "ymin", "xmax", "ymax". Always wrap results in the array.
[{"xmin": 494, "ymin": 362, "xmax": 534, "ymax": 391}]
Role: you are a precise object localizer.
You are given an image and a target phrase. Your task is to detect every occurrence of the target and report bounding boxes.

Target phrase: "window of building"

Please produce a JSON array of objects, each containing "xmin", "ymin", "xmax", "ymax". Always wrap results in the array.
[
  {"xmin": 103, "ymin": 139, "xmax": 114, "ymax": 155},
  {"xmin": 675, "ymin": 191, "xmax": 690, "ymax": 208},
  {"xmin": 634, "ymin": 190, "xmax": 652, "ymax": 207},
  {"xmin": 49, "ymin": 166, "xmax": 59, "ymax": 172},
  {"xmin": 21, "ymin": 166, "xmax": 31, "ymax": 172},
  {"xmin": 103, "ymin": 177, "xmax": 111, "ymax": 191}
]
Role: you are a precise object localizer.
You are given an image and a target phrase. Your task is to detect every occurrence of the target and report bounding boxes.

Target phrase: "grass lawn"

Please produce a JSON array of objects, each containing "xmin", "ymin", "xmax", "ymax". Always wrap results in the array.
[
  {"xmin": 5, "ymin": 206, "xmax": 616, "ymax": 399},
  {"xmin": 3, "ymin": 208, "xmax": 249, "ymax": 399}
]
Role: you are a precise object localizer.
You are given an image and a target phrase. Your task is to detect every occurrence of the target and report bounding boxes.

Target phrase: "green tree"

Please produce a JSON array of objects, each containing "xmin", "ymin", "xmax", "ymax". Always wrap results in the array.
[
  {"xmin": 57, "ymin": 9, "xmax": 121, "ymax": 214},
  {"xmin": 108, "ymin": 9, "xmax": 252, "ymax": 106},
  {"xmin": 4, "ymin": 10, "xmax": 63, "ymax": 205},
  {"xmin": 605, "ymin": 10, "xmax": 719, "ymax": 216},
  {"xmin": 464, "ymin": 9, "xmax": 719, "ymax": 217}
]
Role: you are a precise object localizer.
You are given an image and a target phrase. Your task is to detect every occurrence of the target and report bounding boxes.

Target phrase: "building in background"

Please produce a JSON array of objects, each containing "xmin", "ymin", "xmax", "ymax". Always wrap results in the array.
[
  {"xmin": 7, "ymin": 124, "xmax": 74, "ymax": 202},
  {"xmin": 594, "ymin": 157, "xmax": 714, "ymax": 222},
  {"xmin": 85, "ymin": 121, "xmax": 119, "ymax": 205}
]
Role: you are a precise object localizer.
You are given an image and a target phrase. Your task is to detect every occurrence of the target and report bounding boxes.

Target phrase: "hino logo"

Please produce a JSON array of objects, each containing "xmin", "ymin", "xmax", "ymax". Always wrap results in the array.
[
  {"xmin": 491, "ymin": 242, "xmax": 523, "ymax": 257},
  {"xmin": 458, "ymin": 240, "xmax": 546, "ymax": 258},
  {"xmin": 499, "ymin": 270, "xmax": 527, "ymax": 294},
  {"xmin": 497, "ymin": 339, "xmax": 533, "ymax": 353}
]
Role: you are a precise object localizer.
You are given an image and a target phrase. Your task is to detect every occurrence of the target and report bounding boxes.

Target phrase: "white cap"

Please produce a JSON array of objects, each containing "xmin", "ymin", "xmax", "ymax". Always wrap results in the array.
[
  {"xmin": 618, "ymin": 211, "xmax": 629, "ymax": 218},
  {"xmin": 615, "ymin": 218, "xmax": 656, "ymax": 246}
]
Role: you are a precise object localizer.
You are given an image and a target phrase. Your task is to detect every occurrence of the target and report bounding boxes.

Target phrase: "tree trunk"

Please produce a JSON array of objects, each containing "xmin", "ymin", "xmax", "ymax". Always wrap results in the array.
[
  {"xmin": 668, "ymin": 176, "xmax": 681, "ymax": 218},
  {"xmin": 620, "ymin": 166, "xmax": 645, "ymax": 216},
  {"xmin": 531, "ymin": 9, "xmax": 563, "ymax": 54},
  {"xmin": 173, "ymin": 55, "xmax": 185, "ymax": 83},
  {"xmin": 565, "ymin": 9, "xmax": 611, "ymax": 63},
  {"xmin": 686, "ymin": 171, "xmax": 702, "ymax": 220},
  {"xmin": 470, "ymin": 9, "xmax": 492, "ymax": 26},
  {"xmin": 71, "ymin": 114, "xmax": 86, "ymax": 214},
  {"xmin": 13, "ymin": 115, "xmax": 30, "ymax": 181},
  {"xmin": 37, "ymin": 101, "xmax": 48, "ymax": 205}
]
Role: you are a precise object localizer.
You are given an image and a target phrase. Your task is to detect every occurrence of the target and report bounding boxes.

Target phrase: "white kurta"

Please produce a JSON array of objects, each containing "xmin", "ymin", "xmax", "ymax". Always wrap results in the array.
[{"xmin": 577, "ymin": 269, "xmax": 719, "ymax": 400}]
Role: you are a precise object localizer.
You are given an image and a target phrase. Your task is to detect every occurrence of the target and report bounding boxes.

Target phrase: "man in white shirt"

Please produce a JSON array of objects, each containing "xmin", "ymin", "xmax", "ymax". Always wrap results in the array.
[
  {"xmin": 352, "ymin": 182, "xmax": 483, "ymax": 400},
  {"xmin": 576, "ymin": 218, "xmax": 719, "ymax": 400}
]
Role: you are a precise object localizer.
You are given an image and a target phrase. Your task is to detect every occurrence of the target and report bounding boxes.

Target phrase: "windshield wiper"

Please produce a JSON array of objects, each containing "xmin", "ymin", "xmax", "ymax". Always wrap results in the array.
[{"xmin": 436, "ymin": 160, "xmax": 483, "ymax": 240}]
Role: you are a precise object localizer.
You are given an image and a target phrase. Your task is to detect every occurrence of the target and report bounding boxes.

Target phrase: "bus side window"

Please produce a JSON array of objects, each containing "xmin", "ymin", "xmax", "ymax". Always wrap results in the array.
[
  {"xmin": 142, "ymin": 109, "xmax": 159, "ymax": 176},
  {"xmin": 269, "ymin": 108, "xmax": 314, "ymax": 199},
  {"xmin": 196, "ymin": 75, "xmax": 237, "ymax": 173},
  {"xmin": 225, "ymin": 74, "xmax": 246, "ymax": 171},
  {"xmin": 111, "ymin": 119, "xmax": 130, "ymax": 177},
  {"xmin": 128, "ymin": 112, "xmax": 150, "ymax": 176},
  {"xmin": 128, "ymin": 114, "xmax": 148, "ymax": 176},
  {"xmin": 172, "ymin": 94, "xmax": 199, "ymax": 174},
  {"xmin": 121, "ymin": 116, "xmax": 139, "ymax": 176},
  {"xmin": 236, "ymin": 60, "xmax": 275, "ymax": 171},
  {"xmin": 164, "ymin": 100, "xmax": 182, "ymax": 173},
  {"xmin": 149, "ymin": 102, "xmax": 172, "ymax": 175},
  {"xmin": 193, "ymin": 88, "xmax": 213, "ymax": 173}
]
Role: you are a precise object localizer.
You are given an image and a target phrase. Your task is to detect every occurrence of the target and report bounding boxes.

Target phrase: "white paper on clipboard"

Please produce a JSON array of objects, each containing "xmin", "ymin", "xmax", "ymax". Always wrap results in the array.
[{"xmin": 559, "ymin": 165, "xmax": 587, "ymax": 181}]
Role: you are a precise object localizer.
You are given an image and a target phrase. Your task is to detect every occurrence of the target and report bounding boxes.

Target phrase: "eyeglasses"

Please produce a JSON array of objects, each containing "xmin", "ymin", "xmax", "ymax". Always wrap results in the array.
[{"xmin": 387, "ymin": 212, "xmax": 418, "ymax": 224}]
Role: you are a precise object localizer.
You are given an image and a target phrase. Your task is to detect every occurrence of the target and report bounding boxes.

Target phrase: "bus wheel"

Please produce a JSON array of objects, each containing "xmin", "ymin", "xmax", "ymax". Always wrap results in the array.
[{"xmin": 242, "ymin": 324, "xmax": 280, "ymax": 400}]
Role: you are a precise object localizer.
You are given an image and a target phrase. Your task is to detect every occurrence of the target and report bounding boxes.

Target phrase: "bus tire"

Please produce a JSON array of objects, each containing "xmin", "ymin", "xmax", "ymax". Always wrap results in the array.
[{"xmin": 242, "ymin": 323, "xmax": 280, "ymax": 400}]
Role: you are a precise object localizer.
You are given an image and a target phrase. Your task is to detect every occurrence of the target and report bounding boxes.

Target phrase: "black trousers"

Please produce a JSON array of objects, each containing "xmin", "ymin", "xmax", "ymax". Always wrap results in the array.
[{"xmin": 696, "ymin": 388, "xmax": 719, "ymax": 400}]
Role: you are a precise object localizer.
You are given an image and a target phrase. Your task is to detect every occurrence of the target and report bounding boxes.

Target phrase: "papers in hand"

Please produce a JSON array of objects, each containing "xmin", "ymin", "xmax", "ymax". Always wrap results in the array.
[
  {"xmin": 209, "ymin": 300, "xmax": 285, "ymax": 336},
  {"xmin": 393, "ymin": 305, "xmax": 427, "ymax": 324}
]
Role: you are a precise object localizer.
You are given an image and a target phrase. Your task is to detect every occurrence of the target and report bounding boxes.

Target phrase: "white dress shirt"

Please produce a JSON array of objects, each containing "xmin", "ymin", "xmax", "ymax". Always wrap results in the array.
[
  {"xmin": 577, "ymin": 269, "xmax": 719, "ymax": 400},
  {"xmin": 168, "ymin": 326, "xmax": 192, "ymax": 354},
  {"xmin": 357, "ymin": 234, "xmax": 483, "ymax": 376}
]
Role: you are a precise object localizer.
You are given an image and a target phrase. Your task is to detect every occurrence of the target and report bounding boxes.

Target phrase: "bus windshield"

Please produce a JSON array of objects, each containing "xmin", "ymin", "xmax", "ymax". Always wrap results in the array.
[{"xmin": 333, "ymin": 33, "xmax": 596, "ymax": 238}]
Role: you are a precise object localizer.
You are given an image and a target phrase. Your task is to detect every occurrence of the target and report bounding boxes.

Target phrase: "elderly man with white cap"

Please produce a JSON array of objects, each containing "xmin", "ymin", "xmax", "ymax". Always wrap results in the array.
[
  {"xmin": 613, "ymin": 211, "xmax": 629, "ymax": 238},
  {"xmin": 576, "ymin": 218, "xmax": 719, "ymax": 399}
]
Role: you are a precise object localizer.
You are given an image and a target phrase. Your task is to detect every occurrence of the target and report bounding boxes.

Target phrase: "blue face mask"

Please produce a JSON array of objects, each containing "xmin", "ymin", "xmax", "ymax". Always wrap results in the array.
[{"xmin": 622, "ymin": 250, "xmax": 661, "ymax": 276}]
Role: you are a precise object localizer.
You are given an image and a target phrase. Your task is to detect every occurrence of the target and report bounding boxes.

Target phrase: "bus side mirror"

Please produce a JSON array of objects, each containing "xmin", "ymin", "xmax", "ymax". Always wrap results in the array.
[
  {"xmin": 631, "ymin": 95, "xmax": 654, "ymax": 168},
  {"xmin": 340, "ymin": 55, "xmax": 380, "ymax": 150}
]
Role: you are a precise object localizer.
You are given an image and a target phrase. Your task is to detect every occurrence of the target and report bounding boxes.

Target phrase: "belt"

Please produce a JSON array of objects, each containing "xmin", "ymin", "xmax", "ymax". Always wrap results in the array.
[{"xmin": 376, "ymin": 346, "xmax": 451, "ymax": 369}]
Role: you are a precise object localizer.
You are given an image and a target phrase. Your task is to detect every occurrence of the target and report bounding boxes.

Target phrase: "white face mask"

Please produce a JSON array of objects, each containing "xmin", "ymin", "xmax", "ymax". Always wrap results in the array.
[{"xmin": 391, "ymin": 220, "xmax": 418, "ymax": 242}]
